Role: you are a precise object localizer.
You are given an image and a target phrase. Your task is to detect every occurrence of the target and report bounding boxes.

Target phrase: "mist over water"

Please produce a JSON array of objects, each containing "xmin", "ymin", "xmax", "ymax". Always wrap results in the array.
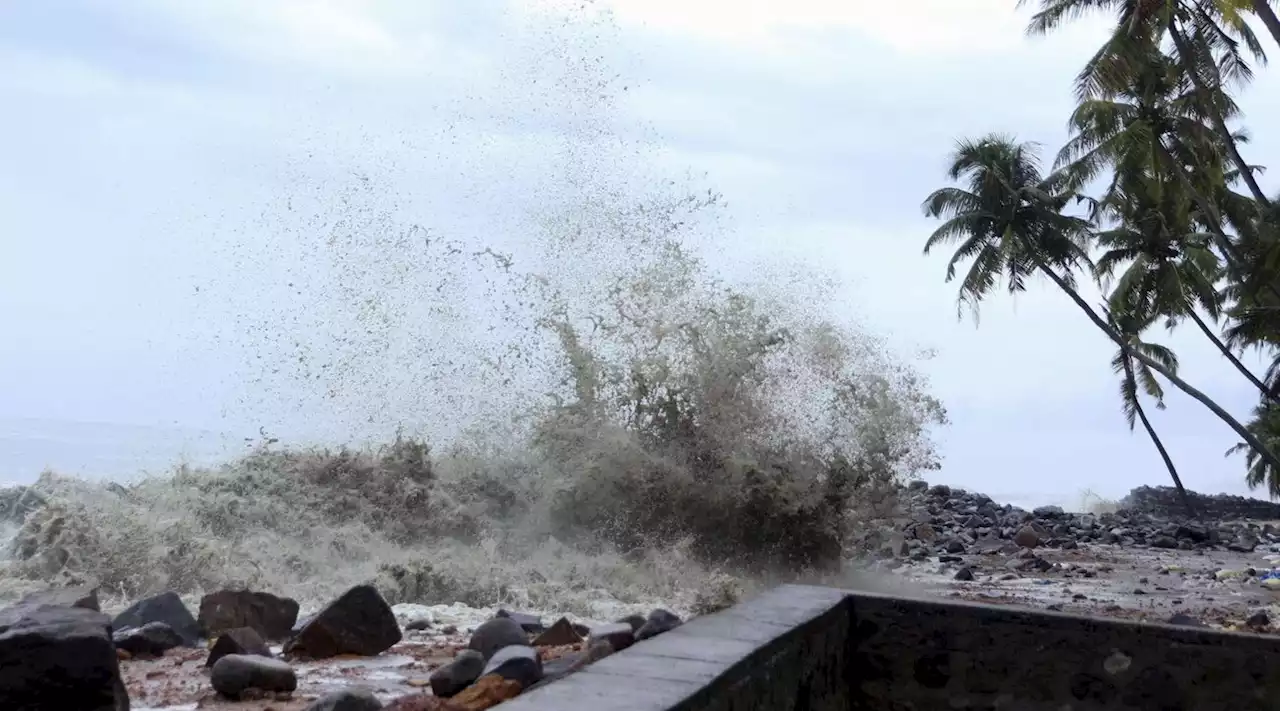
[{"xmin": 0, "ymin": 3, "xmax": 944, "ymax": 613}]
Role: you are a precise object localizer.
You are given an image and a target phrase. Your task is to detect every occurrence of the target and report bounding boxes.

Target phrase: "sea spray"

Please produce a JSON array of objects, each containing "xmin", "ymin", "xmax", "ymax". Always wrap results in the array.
[{"xmin": 0, "ymin": 1, "xmax": 945, "ymax": 612}]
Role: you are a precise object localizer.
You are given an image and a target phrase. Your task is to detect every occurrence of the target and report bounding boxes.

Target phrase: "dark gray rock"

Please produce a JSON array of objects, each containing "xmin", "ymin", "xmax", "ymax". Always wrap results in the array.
[
  {"xmin": 468, "ymin": 616, "xmax": 526, "ymax": 661},
  {"xmin": 303, "ymin": 688, "xmax": 383, "ymax": 711},
  {"xmin": 635, "ymin": 608, "xmax": 682, "ymax": 641},
  {"xmin": 112, "ymin": 591, "xmax": 201, "ymax": 647},
  {"xmin": 616, "ymin": 613, "xmax": 646, "ymax": 633},
  {"xmin": 483, "ymin": 644, "xmax": 542, "ymax": 687},
  {"xmin": 1151, "ymin": 535, "xmax": 1178, "ymax": 549},
  {"xmin": 207, "ymin": 626, "xmax": 272, "ymax": 667},
  {"xmin": 588, "ymin": 622, "xmax": 635, "ymax": 652},
  {"xmin": 403, "ymin": 618, "xmax": 431, "ymax": 632},
  {"xmin": 284, "ymin": 585, "xmax": 400, "ymax": 659},
  {"xmin": 210, "ymin": 653, "xmax": 297, "ymax": 699},
  {"xmin": 429, "ymin": 648, "xmax": 484, "ymax": 698},
  {"xmin": 1247, "ymin": 610, "xmax": 1270, "ymax": 630},
  {"xmin": 1168, "ymin": 613, "xmax": 1206, "ymax": 628},
  {"xmin": 954, "ymin": 567, "xmax": 975, "ymax": 582},
  {"xmin": 113, "ymin": 621, "xmax": 184, "ymax": 657},
  {"xmin": 0, "ymin": 601, "xmax": 128, "ymax": 710},
  {"xmin": 199, "ymin": 589, "xmax": 299, "ymax": 641}
]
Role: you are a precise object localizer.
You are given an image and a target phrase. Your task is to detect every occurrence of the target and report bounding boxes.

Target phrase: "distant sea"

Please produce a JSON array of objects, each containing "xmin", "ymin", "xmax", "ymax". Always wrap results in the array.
[{"xmin": 0, "ymin": 417, "xmax": 245, "ymax": 485}]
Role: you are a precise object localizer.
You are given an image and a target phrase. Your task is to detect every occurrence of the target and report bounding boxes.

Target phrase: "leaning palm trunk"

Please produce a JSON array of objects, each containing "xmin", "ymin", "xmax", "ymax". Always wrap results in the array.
[
  {"xmin": 1186, "ymin": 308, "xmax": 1279, "ymax": 402},
  {"xmin": 1124, "ymin": 358, "xmax": 1198, "ymax": 517},
  {"xmin": 1028, "ymin": 254, "xmax": 1280, "ymax": 474},
  {"xmin": 1168, "ymin": 20, "xmax": 1272, "ymax": 207},
  {"xmin": 1251, "ymin": 0, "xmax": 1280, "ymax": 52}
]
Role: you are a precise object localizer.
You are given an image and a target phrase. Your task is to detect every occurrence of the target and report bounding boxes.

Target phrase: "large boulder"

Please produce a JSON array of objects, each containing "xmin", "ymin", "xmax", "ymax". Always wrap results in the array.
[
  {"xmin": 283, "ymin": 585, "xmax": 400, "ymax": 659},
  {"xmin": 198, "ymin": 589, "xmax": 299, "ymax": 641},
  {"xmin": 0, "ymin": 601, "xmax": 129, "ymax": 710},
  {"xmin": 112, "ymin": 591, "xmax": 202, "ymax": 647}
]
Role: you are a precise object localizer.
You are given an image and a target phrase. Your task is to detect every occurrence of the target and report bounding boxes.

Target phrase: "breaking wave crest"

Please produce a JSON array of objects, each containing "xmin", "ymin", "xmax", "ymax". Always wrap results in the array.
[{"xmin": 0, "ymin": 2, "xmax": 946, "ymax": 615}]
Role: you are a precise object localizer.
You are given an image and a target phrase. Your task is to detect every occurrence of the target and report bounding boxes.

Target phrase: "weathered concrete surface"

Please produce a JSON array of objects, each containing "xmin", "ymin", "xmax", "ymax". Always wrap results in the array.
[
  {"xmin": 504, "ymin": 584, "xmax": 1280, "ymax": 710},
  {"xmin": 849, "ymin": 591, "xmax": 1280, "ymax": 710}
]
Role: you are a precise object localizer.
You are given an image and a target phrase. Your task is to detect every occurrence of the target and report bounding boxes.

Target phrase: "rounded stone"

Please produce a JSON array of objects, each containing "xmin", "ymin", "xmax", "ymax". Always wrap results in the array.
[{"xmin": 210, "ymin": 653, "xmax": 298, "ymax": 699}]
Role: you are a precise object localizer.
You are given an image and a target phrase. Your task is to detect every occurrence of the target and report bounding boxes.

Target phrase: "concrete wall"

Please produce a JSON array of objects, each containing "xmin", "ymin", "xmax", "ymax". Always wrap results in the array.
[{"xmin": 504, "ymin": 584, "xmax": 1280, "ymax": 710}]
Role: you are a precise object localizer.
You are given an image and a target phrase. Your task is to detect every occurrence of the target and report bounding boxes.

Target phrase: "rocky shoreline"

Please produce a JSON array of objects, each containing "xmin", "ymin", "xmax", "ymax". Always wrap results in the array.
[
  {"xmin": 7, "ymin": 480, "xmax": 1280, "ymax": 709},
  {"xmin": 2, "ymin": 581, "xmax": 686, "ymax": 710},
  {"xmin": 865, "ymin": 481, "xmax": 1280, "ymax": 632}
]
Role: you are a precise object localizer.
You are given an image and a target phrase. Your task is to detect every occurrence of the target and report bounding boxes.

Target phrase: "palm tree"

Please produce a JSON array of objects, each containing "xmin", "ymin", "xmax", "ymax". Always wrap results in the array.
[
  {"xmin": 1228, "ymin": 400, "xmax": 1280, "ymax": 495},
  {"xmin": 1108, "ymin": 307, "xmax": 1197, "ymax": 515},
  {"xmin": 922, "ymin": 134, "xmax": 1280, "ymax": 473},
  {"xmin": 1091, "ymin": 174, "xmax": 1277, "ymax": 400},
  {"xmin": 1019, "ymin": 0, "xmax": 1271, "ymax": 206},
  {"xmin": 1214, "ymin": 0, "xmax": 1280, "ymax": 63}
]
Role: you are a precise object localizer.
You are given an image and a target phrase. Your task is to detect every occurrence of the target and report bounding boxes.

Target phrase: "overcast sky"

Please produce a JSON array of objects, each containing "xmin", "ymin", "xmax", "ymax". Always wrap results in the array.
[{"xmin": 2, "ymin": 0, "xmax": 1279, "ymax": 505}]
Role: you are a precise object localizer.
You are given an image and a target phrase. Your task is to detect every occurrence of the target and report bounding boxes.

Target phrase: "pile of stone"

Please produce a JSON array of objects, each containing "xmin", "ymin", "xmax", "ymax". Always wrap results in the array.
[
  {"xmin": 868, "ymin": 481, "xmax": 1280, "ymax": 565},
  {"xmin": 1121, "ymin": 485, "xmax": 1280, "ymax": 522},
  {"xmin": 0, "ymin": 580, "xmax": 684, "ymax": 710}
]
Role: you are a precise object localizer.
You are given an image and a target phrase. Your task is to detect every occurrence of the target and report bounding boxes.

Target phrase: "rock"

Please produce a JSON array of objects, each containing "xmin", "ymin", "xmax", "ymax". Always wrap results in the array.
[
  {"xmin": 494, "ymin": 609, "xmax": 544, "ymax": 634},
  {"xmin": 1015, "ymin": 556, "xmax": 1053, "ymax": 573},
  {"xmin": 467, "ymin": 616, "xmax": 527, "ymax": 661},
  {"xmin": 1013, "ymin": 525, "xmax": 1041, "ymax": 549},
  {"xmin": 912, "ymin": 523, "xmax": 938, "ymax": 542},
  {"xmin": 1168, "ymin": 613, "xmax": 1206, "ymax": 628},
  {"xmin": 944, "ymin": 539, "xmax": 966, "ymax": 554},
  {"xmin": 199, "ymin": 589, "xmax": 299, "ymax": 641},
  {"xmin": 0, "ymin": 601, "xmax": 129, "ymax": 711},
  {"xmin": 635, "ymin": 608, "xmax": 682, "ymax": 641},
  {"xmin": 588, "ymin": 622, "xmax": 635, "ymax": 652},
  {"xmin": 303, "ymin": 687, "xmax": 384, "ymax": 711},
  {"xmin": 404, "ymin": 618, "xmax": 431, "ymax": 632},
  {"xmin": 1150, "ymin": 535, "xmax": 1178, "ymax": 549},
  {"xmin": 1033, "ymin": 505, "xmax": 1064, "ymax": 517},
  {"xmin": 449, "ymin": 673, "xmax": 524, "ymax": 709},
  {"xmin": 1247, "ymin": 610, "xmax": 1270, "ymax": 630},
  {"xmin": 928, "ymin": 484, "xmax": 951, "ymax": 498},
  {"xmin": 284, "ymin": 584, "xmax": 401, "ymax": 659},
  {"xmin": 19, "ymin": 585, "xmax": 100, "ymax": 611},
  {"xmin": 430, "ymin": 649, "xmax": 485, "ymax": 698},
  {"xmin": 531, "ymin": 617, "xmax": 582, "ymax": 647},
  {"xmin": 207, "ymin": 626, "xmax": 272, "ymax": 667},
  {"xmin": 210, "ymin": 653, "xmax": 298, "ymax": 699},
  {"xmin": 617, "ymin": 613, "xmax": 646, "ymax": 633},
  {"xmin": 113, "ymin": 621, "xmax": 184, "ymax": 657},
  {"xmin": 1228, "ymin": 535, "xmax": 1259, "ymax": 553},
  {"xmin": 112, "ymin": 591, "xmax": 202, "ymax": 647},
  {"xmin": 483, "ymin": 644, "xmax": 542, "ymax": 687},
  {"xmin": 954, "ymin": 567, "xmax": 975, "ymax": 582}
]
